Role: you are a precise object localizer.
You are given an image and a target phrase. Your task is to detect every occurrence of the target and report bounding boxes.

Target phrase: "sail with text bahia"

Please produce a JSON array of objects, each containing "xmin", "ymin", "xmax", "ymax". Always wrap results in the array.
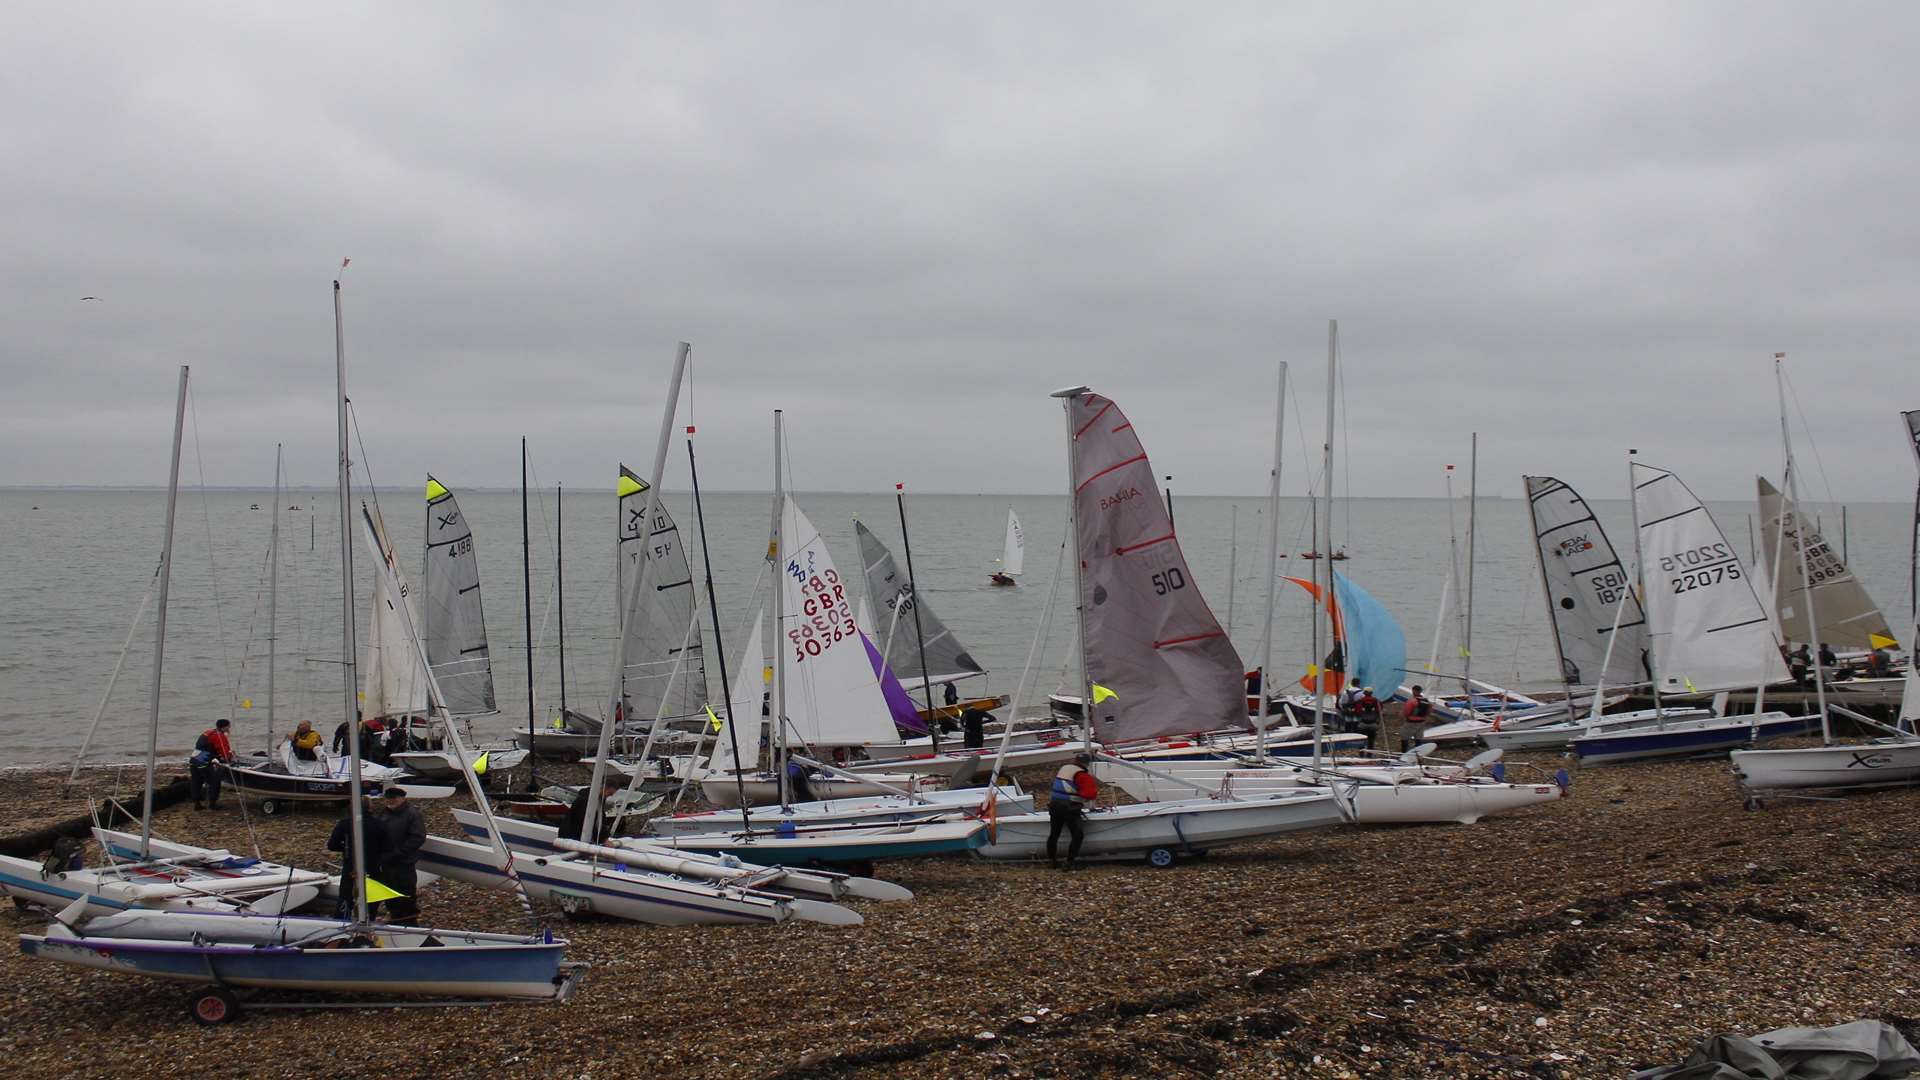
[{"xmin": 1066, "ymin": 390, "xmax": 1247, "ymax": 743}]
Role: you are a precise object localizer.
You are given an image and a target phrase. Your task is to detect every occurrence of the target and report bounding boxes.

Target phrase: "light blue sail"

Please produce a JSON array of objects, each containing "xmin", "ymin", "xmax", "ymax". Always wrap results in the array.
[{"xmin": 1333, "ymin": 572, "xmax": 1406, "ymax": 696}]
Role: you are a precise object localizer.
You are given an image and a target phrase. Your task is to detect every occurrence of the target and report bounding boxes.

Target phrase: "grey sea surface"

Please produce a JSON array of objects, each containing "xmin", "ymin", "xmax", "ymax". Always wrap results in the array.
[{"xmin": 0, "ymin": 486, "xmax": 1910, "ymax": 766}]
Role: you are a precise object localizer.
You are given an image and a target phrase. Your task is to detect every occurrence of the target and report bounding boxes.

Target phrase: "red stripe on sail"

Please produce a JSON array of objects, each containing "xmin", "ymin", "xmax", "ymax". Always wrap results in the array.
[
  {"xmin": 1076, "ymin": 453, "xmax": 1147, "ymax": 493},
  {"xmin": 1074, "ymin": 401, "xmax": 1115, "ymax": 440},
  {"xmin": 1155, "ymin": 630, "xmax": 1226, "ymax": 649},
  {"xmin": 1111, "ymin": 423, "xmax": 1132, "ymax": 433},
  {"xmin": 1115, "ymin": 532, "xmax": 1174, "ymax": 555}
]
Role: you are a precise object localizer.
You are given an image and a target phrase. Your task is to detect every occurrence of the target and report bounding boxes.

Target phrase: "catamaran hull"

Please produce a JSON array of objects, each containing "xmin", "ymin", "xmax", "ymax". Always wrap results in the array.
[
  {"xmin": 416, "ymin": 836, "xmax": 803, "ymax": 927},
  {"xmin": 974, "ymin": 792, "xmax": 1344, "ymax": 861},
  {"xmin": 1478, "ymin": 707, "xmax": 1714, "ymax": 752},
  {"xmin": 646, "ymin": 820, "xmax": 989, "ymax": 865},
  {"xmin": 1731, "ymin": 740, "xmax": 1920, "ymax": 793},
  {"xmin": 702, "ymin": 773, "xmax": 949, "ymax": 809},
  {"xmin": 19, "ymin": 934, "xmax": 568, "ymax": 999},
  {"xmin": 844, "ymin": 742, "xmax": 1081, "ymax": 780},
  {"xmin": 650, "ymin": 787, "xmax": 1032, "ymax": 835},
  {"xmin": 0, "ymin": 856, "xmax": 322, "ymax": 919},
  {"xmin": 1571, "ymin": 713, "xmax": 1818, "ymax": 765},
  {"xmin": 388, "ymin": 747, "xmax": 530, "ymax": 780}
]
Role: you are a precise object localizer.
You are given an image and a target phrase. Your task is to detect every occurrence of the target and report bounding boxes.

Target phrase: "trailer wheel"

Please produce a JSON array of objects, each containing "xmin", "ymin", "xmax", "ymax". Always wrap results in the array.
[
  {"xmin": 258, "ymin": 799, "xmax": 280, "ymax": 816},
  {"xmin": 12, "ymin": 896, "xmax": 32, "ymax": 913},
  {"xmin": 1146, "ymin": 848, "xmax": 1176, "ymax": 869},
  {"xmin": 188, "ymin": 987, "xmax": 241, "ymax": 1025},
  {"xmin": 1743, "ymin": 796, "xmax": 1762, "ymax": 812}
]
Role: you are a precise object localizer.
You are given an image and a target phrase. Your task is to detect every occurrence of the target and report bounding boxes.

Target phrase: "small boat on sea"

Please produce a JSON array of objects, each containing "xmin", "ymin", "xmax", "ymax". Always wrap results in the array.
[{"xmin": 989, "ymin": 508, "xmax": 1024, "ymax": 585}]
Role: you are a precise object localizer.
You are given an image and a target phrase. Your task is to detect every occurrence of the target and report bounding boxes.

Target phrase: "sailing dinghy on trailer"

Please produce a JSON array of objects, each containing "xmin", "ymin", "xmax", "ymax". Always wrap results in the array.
[
  {"xmin": 979, "ymin": 385, "xmax": 1351, "ymax": 863},
  {"xmin": 1571, "ymin": 458, "xmax": 1818, "ymax": 764},
  {"xmin": 1733, "ymin": 398, "xmax": 1920, "ymax": 797}
]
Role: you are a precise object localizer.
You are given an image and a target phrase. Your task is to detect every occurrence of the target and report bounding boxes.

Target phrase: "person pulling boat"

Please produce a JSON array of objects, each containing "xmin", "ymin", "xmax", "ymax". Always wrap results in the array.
[{"xmin": 1048, "ymin": 753, "xmax": 1098, "ymax": 871}]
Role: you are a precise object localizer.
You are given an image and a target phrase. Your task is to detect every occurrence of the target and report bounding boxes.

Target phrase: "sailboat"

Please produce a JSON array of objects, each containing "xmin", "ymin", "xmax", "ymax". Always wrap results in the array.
[
  {"xmin": 516, "ymin": 465, "xmax": 708, "ymax": 761},
  {"xmin": 20, "ymin": 282, "xmax": 576, "ymax": 1021},
  {"xmin": 1570, "ymin": 454, "xmax": 1820, "ymax": 764},
  {"xmin": 977, "ymin": 385, "xmax": 1350, "ymax": 863},
  {"xmin": 990, "ymin": 508, "xmax": 1024, "ymax": 586},
  {"xmin": 1477, "ymin": 476, "xmax": 1712, "ymax": 752},
  {"xmin": 855, "ymin": 517, "xmax": 989, "ymax": 695},
  {"xmin": 387, "ymin": 476, "xmax": 529, "ymax": 779},
  {"xmin": 1400, "ymin": 442, "xmax": 1546, "ymax": 734},
  {"xmin": 1755, "ymin": 474, "xmax": 1902, "ymax": 697},
  {"xmin": 1731, "ymin": 399, "xmax": 1920, "ymax": 796},
  {"xmin": 218, "ymin": 504, "xmax": 448, "ymax": 813}
]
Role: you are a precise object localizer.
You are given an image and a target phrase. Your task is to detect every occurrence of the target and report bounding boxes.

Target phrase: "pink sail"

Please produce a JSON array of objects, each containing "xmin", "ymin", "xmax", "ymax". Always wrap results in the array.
[{"xmin": 1066, "ymin": 391, "xmax": 1247, "ymax": 743}]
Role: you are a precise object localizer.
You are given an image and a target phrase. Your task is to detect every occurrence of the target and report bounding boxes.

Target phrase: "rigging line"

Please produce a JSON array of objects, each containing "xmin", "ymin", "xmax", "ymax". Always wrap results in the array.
[
  {"xmin": 185, "ymin": 383, "xmax": 238, "ymax": 712},
  {"xmin": 228, "ymin": 530, "xmax": 274, "ymax": 716},
  {"xmin": 1336, "ymin": 348, "xmax": 1351, "ymax": 548},
  {"xmin": 346, "ymin": 399, "xmax": 387, "ymax": 534},
  {"xmin": 1780, "ymin": 365, "xmax": 1842, "ymax": 514}
]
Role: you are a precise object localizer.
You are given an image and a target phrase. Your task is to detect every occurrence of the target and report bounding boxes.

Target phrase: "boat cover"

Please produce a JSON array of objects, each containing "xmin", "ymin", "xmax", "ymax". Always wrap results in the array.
[{"xmin": 1630, "ymin": 1019, "xmax": 1919, "ymax": 1080}]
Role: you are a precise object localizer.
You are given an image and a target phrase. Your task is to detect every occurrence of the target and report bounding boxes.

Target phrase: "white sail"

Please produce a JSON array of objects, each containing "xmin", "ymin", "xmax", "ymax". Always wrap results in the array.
[
  {"xmin": 615, "ymin": 465, "xmax": 704, "ymax": 722},
  {"xmin": 360, "ymin": 505, "xmax": 429, "ymax": 719},
  {"xmin": 1525, "ymin": 476, "xmax": 1649, "ymax": 689},
  {"xmin": 421, "ymin": 476, "xmax": 497, "ymax": 716},
  {"xmin": 1757, "ymin": 475, "xmax": 1892, "ymax": 649},
  {"xmin": 1000, "ymin": 509, "xmax": 1025, "ymax": 577},
  {"xmin": 1633, "ymin": 462, "xmax": 1789, "ymax": 693},
  {"xmin": 777, "ymin": 496, "xmax": 900, "ymax": 746},
  {"xmin": 708, "ymin": 613, "xmax": 766, "ymax": 774}
]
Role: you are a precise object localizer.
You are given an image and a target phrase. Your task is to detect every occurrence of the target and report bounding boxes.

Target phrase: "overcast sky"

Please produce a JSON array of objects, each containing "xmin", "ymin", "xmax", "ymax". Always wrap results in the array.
[{"xmin": 2, "ymin": 4, "xmax": 1914, "ymax": 503}]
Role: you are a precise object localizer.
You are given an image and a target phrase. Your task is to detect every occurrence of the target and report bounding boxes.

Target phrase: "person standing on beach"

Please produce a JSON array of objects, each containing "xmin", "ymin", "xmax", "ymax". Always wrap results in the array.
[
  {"xmin": 189, "ymin": 718, "xmax": 234, "ymax": 810},
  {"xmin": 326, "ymin": 795, "xmax": 389, "ymax": 918},
  {"xmin": 373, "ymin": 787, "xmax": 426, "ymax": 923},
  {"xmin": 1047, "ymin": 753, "xmax": 1098, "ymax": 870},
  {"xmin": 560, "ymin": 777, "xmax": 622, "ymax": 845},
  {"xmin": 1400, "ymin": 686, "xmax": 1433, "ymax": 751}
]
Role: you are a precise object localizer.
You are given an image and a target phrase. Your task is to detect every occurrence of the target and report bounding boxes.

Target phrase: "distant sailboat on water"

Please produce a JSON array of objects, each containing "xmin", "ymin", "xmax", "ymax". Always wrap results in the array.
[{"xmin": 990, "ymin": 508, "xmax": 1024, "ymax": 586}]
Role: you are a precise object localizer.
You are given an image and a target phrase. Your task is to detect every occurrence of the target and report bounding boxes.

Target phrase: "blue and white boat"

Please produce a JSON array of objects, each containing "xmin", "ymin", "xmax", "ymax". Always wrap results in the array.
[{"xmin": 1571, "ymin": 710, "xmax": 1818, "ymax": 765}]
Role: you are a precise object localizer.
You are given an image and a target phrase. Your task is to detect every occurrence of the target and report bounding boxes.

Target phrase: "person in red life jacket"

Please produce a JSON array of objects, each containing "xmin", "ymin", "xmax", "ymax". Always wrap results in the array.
[
  {"xmin": 1400, "ymin": 686, "xmax": 1433, "ymax": 751},
  {"xmin": 1047, "ymin": 752, "xmax": 1099, "ymax": 870},
  {"xmin": 1354, "ymin": 687, "xmax": 1382, "ymax": 749},
  {"xmin": 189, "ymin": 718, "xmax": 235, "ymax": 810}
]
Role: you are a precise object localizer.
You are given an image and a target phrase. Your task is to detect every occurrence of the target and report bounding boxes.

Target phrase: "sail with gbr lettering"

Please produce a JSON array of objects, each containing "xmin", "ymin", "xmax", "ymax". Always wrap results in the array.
[
  {"xmin": 1525, "ymin": 475, "xmax": 1649, "ymax": 689},
  {"xmin": 1756, "ymin": 475, "xmax": 1893, "ymax": 650},
  {"xmin": 1633, "ymin": 462, "xmax": 1788, "ymax": 694},
  {"xmin": 421, "ymin": 476, "xmax": 497, "ymax": 717},
  {"xmin": 1064, "ymin": 389, "xmax": 1246, "ymax": 743},
  {"xmin": 778, "ymin": 496, "xmax": 900, "ymax": 746},
  {"xmin": 615, "ymin": 465, "xmax": 704, "ymax": 722}
]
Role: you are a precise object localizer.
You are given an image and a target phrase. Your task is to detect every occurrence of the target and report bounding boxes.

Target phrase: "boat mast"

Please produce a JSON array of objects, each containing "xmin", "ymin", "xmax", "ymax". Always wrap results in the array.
[
  {"xmin": 1256, "ymin": 361, "xmax": 1288, "ymax": 760},
  {"xmin": 1627, "ymin": 449, "xmax": 1665, "ymax": 728},
  {"xmin": 333, "ymin": 278, "xmax": 369, "ymax": 923},
  {"xmin": 1049, "ymin": 385, "xmax": 1095, "ymax": 754},
  {"xmin": 1522, "ymin": 476, "xmax": 1577, "ymax": 723},
  {"xmin": 772, "ymin": 409, "xmax": 791, "ymax": 804},
  {"xmin": 1313, "ymin": 320, "xmax": 1336, "ymax": 771},
  {"xmin": 1462, "ymin": 432, "xmax": 1478, "ymax": 712},
  {"xmin": 894, "ymin": 483, "xmax": 941, "ymax": 753},
  {"xmin": 586, "ymin": 342, "xmax": 687, "ymax": 844},
  {"xmin": 687, "ymin": 427, "xmax": 752, "ymax": 828},
  {"xmin": 267, "ymin": 443, "xmax": 281, "ymax": 749},
  {"xmin": 556, "ymin": 482, "xmax": 567, "ymax": 720},
  {"xmin": 522, "ymin": 438, "xmax": 539, "ymax": 792},
  {"xmin": 139, "ymin": 364, "xmax": 190, "ymax": 858},
  {"xmin": 1776, "ymin": 355, "xmax": 1831, "ymax": 743},
  {"xmin": 1225, "ymin": 504, "xmax": 1238, "ymax": 641}
]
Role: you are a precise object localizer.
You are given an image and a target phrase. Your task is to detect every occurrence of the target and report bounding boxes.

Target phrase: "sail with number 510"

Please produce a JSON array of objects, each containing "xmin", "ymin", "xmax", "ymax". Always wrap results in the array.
[{"xmin": 1061, "ymin": 389, "xmax": 1245, "ymax": 743}]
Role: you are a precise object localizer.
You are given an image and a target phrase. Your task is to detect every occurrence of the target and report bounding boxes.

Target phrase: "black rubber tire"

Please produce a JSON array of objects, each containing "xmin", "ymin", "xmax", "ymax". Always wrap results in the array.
[
  {"xmin": 188, "ymin": 987, "xmax": 241, "ymax": 1025},
  {"xmin": 1146, "ymin": 848, "xmax": 1176, "ymax": 868},
  {"xmin": 259, "ymin": 799, "xmax": 279, "ymax": 816}
]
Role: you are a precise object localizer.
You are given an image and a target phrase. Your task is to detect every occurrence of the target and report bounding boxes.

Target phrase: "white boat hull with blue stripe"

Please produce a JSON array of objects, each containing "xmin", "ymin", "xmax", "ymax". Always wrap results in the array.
[
  {"xmin": 975, "ymin": 789, "xmax": 1346, "ymax": 861},
  {"xmin": 1570, "ymin": 711, "xmax": 1817, "ymax": 765}
]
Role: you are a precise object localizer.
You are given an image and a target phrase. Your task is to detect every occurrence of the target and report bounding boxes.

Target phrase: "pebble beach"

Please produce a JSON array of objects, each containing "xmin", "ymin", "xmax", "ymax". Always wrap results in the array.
[{"xmin": 1, "ymin": 728, "xmax": 1913, "ymax": 1080}]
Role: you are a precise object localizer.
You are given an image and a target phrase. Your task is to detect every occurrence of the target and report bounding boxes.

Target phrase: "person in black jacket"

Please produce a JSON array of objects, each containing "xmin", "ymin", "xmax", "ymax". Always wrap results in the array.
[
  {"xmin": 326, "ymin": 797, "xmax": 389, "ymax": 919},
  {"xmin": 372, "ymin": 787, "xmax": 426, "ymax": 923},
  {"xmin": 960, "ymin": 707, "xmax": 991, "ymax": 750},
  {"xmin": 559, "ymin": 778, "xmax": 622, "ymax": 845}
]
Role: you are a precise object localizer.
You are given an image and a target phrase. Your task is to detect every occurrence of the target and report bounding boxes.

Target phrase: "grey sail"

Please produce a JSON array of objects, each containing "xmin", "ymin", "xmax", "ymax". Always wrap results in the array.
[
  {"xmin": 1524, "ymin": 476, "xmax": 1649, "ymax": 689},
  {"xmin": 1756, "ymin": 475, "xmax": 1893, "ymax": 650},
  {"xmin": 854, "ymin": 519, "xmax": 985, "ymax": 684},
  {"xmin": 421, "ymin": 476, "xmax": 496, "ymax": 716},
  {"xmin": 615, "ymin": 464, "xmax": 703, "ymax": 722},
  {"xmin": 1064, "ymin": 389, "xmax": 1246, "ymax": 743}
]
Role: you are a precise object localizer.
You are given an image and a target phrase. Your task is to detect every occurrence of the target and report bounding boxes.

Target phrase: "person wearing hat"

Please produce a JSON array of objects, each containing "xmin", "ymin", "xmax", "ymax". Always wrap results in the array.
[
  {"xmin": 326, "ymin": 795, "xmax": 390, "ymax": 918},
  {"xmin": 189, "ymin": 718, "xmax": 235, "ymax": 810},
  {"xmin": 1046, "ymin": 752, "xmax": 1100, "ymax": 870},
  {"xmin": 372, "ymin": 786, "xmax": 426, "ymax": 923},
  {"xmin": 560, "ymin": 776, "xmax": 623, "ymax": 845}
]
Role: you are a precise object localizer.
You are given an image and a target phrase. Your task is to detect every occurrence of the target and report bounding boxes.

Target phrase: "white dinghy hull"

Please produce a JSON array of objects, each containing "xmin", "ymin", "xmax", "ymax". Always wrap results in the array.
[
  {"xmin": 974, "ymin": 790, "xmax": 1345, "ymax": 862},
  {"xmin": 1731, "ymin": 740, "xmax": 1920, "ymax": 794}
]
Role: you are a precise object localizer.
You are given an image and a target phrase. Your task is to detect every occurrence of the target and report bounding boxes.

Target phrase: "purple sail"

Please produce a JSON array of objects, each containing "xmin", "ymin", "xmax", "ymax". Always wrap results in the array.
[{"xmin": 862, "ymin": 631, "xmax": 928, "ymax": 736}]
